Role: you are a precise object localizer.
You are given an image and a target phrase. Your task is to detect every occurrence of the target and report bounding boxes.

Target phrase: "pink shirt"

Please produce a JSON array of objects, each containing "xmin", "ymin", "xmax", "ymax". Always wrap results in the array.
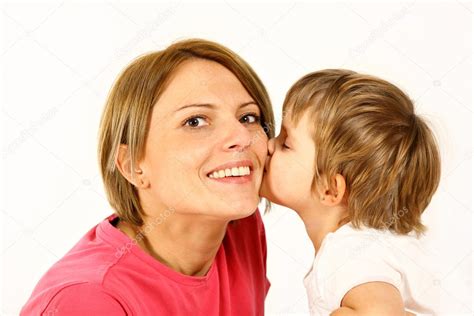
[{"xmin": 21, "ymin": 210, "xmax": 270, "ymax": 315}]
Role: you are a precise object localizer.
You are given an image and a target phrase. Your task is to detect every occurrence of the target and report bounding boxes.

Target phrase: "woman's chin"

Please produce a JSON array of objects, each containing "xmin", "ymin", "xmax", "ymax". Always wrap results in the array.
[{"xmin": 220, "ymin": 198, "xmax": 259, "ymax": 220}]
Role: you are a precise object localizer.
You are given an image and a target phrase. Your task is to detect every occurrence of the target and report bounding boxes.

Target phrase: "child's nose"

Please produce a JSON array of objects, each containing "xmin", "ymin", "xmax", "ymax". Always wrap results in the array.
[{"xmin": 267, "ymin": 138, "xmax": 276, "ymax": 156}]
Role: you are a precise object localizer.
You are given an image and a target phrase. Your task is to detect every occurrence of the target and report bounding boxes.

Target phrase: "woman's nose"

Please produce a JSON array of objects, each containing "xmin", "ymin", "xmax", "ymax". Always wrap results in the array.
[{"xmin": 224, "ymin": 119, "xmax": 253, "ymax": 152}]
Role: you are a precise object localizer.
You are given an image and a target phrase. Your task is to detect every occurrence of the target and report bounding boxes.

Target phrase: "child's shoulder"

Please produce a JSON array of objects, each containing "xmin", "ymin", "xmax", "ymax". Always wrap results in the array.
[
  {"xmin": 315, "ymin": 223, "xmax": 422, "ymax": 274},
  {"xmin": 325, "ymin": 222, "xmax": 420, "ymax": 247},
  {"xmin": 309, "ymin": 224, "xmax": 410, "ymax": 311},
  {"xmin": 308, "ymin": 223, "xmax": 437, "ymax": 313}
]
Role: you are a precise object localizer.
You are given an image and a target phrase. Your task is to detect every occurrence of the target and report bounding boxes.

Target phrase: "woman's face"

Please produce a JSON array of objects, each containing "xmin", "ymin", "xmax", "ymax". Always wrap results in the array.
[{"xmin": 137, "ymin": 59, "xmax": 268, "ymax": 221}]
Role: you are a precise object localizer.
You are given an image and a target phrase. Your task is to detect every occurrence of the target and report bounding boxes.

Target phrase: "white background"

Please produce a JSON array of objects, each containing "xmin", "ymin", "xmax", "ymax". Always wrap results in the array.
[{"xmin": 1, "ymin": 1, "xmax": 472, "ymax": 315}]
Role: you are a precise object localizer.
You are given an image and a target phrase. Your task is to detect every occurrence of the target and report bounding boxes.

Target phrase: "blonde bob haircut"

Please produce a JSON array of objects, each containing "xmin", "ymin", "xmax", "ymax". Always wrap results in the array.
[
  {"xmin": 98, "ymin": 39, "xmax": 275, "ymax": 226},
  {"xmin": 284, "ymin": 69, "xmax": 440, "ymax": 235}
]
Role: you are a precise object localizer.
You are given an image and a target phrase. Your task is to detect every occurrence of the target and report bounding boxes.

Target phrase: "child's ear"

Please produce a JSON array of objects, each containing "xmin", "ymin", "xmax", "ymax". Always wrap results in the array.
[{"xmin": 319, "ymin": 174, "xmax": 346, "ymax": 206}]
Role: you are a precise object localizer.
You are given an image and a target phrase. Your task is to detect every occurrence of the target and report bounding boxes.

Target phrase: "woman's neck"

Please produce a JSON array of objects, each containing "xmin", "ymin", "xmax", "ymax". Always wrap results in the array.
[{"xmin": 118, "ymin": 213, "xmax": 229, "ymax": 277}]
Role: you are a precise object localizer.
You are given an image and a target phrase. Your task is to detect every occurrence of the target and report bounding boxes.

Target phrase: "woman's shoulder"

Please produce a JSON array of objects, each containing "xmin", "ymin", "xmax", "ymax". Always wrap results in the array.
[
  {"xmin": 21, "ymin": 215, "xmax": 132, "ymax": 315},
  {"xmin": 43, "ymin": 217, "xmax": 124, "ymax": 282},
  {"xmin": 21, "ymin": 282, "xmax": 128, "ymax": 315}
]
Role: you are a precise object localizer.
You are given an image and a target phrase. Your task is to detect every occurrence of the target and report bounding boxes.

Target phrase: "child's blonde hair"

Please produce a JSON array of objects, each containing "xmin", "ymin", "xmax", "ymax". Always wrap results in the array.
[{"xmin": 284, "ymin": 69, "xmax": 440, "ymax": 235}]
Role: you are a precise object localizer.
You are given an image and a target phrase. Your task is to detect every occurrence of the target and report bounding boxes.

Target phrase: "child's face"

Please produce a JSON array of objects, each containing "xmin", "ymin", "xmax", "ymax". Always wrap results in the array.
[{"xmin": 260, "ymin": 110, "xmax": 317, "ymax": 211}]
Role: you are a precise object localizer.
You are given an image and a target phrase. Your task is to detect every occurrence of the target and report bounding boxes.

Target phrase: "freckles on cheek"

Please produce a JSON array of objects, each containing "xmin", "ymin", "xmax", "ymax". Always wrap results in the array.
[
  {"xmin": 251, "ymin": 132, "xmax": 268, "ymax": 165},
  {"xmin": 255, "ymin": 131, "xmax": 269, "ymax": 152},
  {"xmin": 255, "ymin": 148, "xmax": 268, "ymax": 169},
  {"xmin": 172, "ymin": 140, "xmax": 213, "ymax": 169}
]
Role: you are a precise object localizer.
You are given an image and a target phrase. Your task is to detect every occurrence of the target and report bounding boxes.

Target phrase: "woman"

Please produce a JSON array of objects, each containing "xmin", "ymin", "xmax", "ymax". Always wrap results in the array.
[{"xmin": 21, "ymin": 39, "xmax": 274, "ymax": 315}]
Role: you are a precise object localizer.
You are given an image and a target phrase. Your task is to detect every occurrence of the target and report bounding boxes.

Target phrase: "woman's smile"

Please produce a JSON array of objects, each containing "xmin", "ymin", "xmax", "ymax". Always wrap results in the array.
[{"xmin": 206, "ymin": 159, "xmax": 254, "ymax": 184}]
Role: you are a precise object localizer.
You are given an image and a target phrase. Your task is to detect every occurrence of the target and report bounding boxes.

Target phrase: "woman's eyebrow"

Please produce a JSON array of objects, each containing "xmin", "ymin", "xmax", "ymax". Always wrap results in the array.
[
  {"xmin": 175, "ymin": 103, "xmax": 215, "ymax": 112},
  {"xmin": 174, "ymin": 101, "xmax": 257, "ymax": 113}
]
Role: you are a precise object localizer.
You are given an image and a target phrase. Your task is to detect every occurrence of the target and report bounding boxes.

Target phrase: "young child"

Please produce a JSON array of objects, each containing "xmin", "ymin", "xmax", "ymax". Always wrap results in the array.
[{"xmin": 261, "ymin": 69, "xmax": 441, "ymax": 315}]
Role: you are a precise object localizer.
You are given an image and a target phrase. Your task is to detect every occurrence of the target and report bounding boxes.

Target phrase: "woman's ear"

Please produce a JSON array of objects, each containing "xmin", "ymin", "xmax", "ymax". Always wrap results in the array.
[
  {"xmin": 318, "ymin": 174, "xmax": 346, "ymax": 206},
  {"xmin": 115, "ymin": 144, "xmax": 149, "ymax": 188}
]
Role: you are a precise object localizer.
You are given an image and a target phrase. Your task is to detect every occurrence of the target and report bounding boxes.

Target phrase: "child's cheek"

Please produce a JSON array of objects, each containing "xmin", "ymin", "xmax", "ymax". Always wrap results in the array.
[{"xmin": 272, "ymin": 152, "xmax": 291, "ymax": 177}]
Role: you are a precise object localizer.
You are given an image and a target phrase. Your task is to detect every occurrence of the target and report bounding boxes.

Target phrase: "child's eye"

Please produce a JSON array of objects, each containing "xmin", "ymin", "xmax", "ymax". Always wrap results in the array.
[
  {"xmin": 280, "ymin": 137, "xmax": 290, "ymax": 150},
  {"xmin": 183, "ymin": 116, "xmax": 209, "ymax": 128},
  {"xmin": 240, "ymin": 113, "xmax": 260, "ymax": 124}
]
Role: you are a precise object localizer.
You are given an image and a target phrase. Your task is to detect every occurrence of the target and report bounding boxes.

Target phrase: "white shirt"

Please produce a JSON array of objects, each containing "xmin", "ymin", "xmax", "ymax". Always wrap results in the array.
[{"xmin": 303, "ymin": 223, "xmax": 442, "ymax": 315}]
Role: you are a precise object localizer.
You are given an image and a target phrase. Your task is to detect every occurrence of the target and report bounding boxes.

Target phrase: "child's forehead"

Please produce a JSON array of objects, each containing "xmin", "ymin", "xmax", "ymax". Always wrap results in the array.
[
  {"xmin": 281, "ymin": 109, "xmax": 315, "ymax": 136},
  {"xmin": 282, "ymin": 108, "xmax": 309, "ymax": 127},
  {"xmin": 281, "ymin": 109, "xmax": 296, "ymax": 128},
  {"xmin": 279, "ymin": 117, "xmax": 298, "ymax": 137},
  {"xmin": 280, "ymin": 118, "xmax": 293, "ymax": 134}
]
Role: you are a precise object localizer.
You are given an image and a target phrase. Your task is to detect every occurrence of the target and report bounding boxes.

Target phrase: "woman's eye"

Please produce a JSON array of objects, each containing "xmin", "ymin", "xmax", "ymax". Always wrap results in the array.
[
  {"xmin": 240, "ymin": 113, "xmax": 260, "ymax": 124},
  {"xmin": 184, "ymin": 116, "xmax": 208, "ymax": 128},
  {"xmin": 283, "ymin": 143, "xmax": 290, "ymax": 149}
]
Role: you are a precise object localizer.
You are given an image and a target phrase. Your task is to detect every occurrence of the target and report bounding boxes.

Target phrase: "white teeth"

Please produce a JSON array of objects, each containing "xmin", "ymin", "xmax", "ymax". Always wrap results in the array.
[
  {"xmin": 231, "ymin": 167, "xmax": 239, "ymax": 176},
  {"xmin": 208, "ymin": 166, "xmax": 251, "ymax": 179}
]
